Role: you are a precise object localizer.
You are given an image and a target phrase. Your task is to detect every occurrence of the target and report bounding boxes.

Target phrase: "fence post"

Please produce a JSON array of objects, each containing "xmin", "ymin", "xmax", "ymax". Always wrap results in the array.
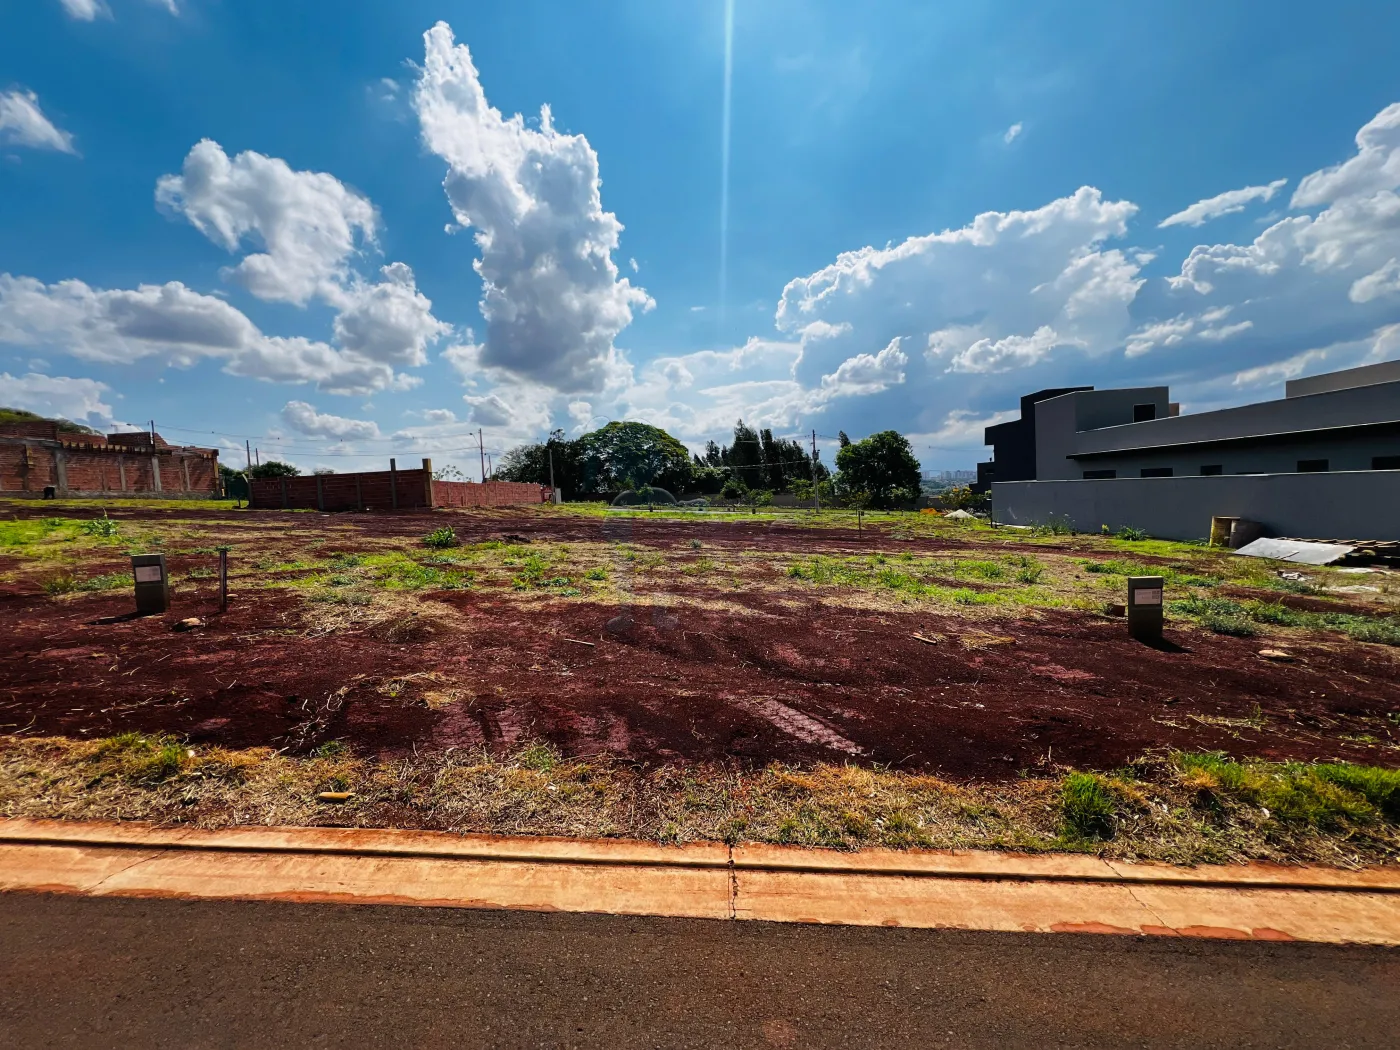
[
  {"xmin": 280, "ymin": 476, "xmax": 289, "ymax": 509},
  {"xmin": 315, "ymin": 473, "xmax": 325, "ymax": 511},
  {"xmin": 390, "ymin": 458, "xmax": 398, "ymax": 510},
  {"xmin": 422, "ymin": 458, "xmax": 434, "ymax": 509}
]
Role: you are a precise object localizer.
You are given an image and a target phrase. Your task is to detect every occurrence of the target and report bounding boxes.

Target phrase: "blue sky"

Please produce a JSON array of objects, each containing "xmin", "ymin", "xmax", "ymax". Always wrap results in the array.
[{"xmin": 3, "ymin": 1, "xmax": 1400, "ymax": 477}]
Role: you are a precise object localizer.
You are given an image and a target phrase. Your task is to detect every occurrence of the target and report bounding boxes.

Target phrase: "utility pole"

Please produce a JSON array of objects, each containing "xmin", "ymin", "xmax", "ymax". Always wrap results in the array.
[
  {"xmin": 255, "ymin": 447, "xmax": 260, "ymax": 467},
  {"xmin": 810, "ymin": 429, "xmax": 821, "ymax": 513},
  {"xmin": 149, "ymin": 420, "xmax": 156, "ymax": 445},
  {"xmin": 478, "ymin": 429, "xmax": 486, "ymax": 483},
  {"xmin": 487, "ymin": 453, "xmax": 493, "ymax": 479},
  {"xmin": 246, "ymin": 440, "xmax": 252, "ymax": 471}
]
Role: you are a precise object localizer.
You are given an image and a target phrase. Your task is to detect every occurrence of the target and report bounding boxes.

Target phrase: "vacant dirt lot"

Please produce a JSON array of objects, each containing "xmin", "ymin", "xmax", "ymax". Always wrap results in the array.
[{"xmin": 3, "ymin": 503, "xmax": 1398, "ymax": 781}]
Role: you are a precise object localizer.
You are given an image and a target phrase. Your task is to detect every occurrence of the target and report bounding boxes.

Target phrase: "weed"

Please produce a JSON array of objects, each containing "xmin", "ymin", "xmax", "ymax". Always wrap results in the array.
[
  {"xmin": 584, "ymin": 567, "xmax": 608, "ymax": 581},
  {"xmin": 1031, "ymin": 515, "xmax": 1076, "ymax": 536},
  {"xmin": 42, "ymin": 572, "xmax": 79, "ymax": 595},
  {"xmin": 80, "ymin": 515, "xmax": 120, "ymax": 539},
  {"xmin": 423, "ymin": 526, "xmax": 459, "ymax": 549},
  {"xmin": 515, "ymin": 743, "xmax": 557, "ymax": 772},
  {"xmin": 80, "ymin": 572, "xmax": 132, "ymax": 592},
  {"xmin": 91, "ymin": 732, "xmax": 189, "ymax": 783},
  {"xmin": 186, "ymin": 567, "xmax": 216, "ymax": 580},
  {"xmin": 314, "ymin": 740, "xmax": 348, "ymax": 758},
  {"xmin": 1061, "ymin": 772, "xmax": 1117, "ymax": 838},
  {"xmin": 1116, "ymin": 526, "xmax": 1148, "ymax": 541},
  {"xmin": 330, "ymin": 553, "xmax": 363, "ymax": 569}
]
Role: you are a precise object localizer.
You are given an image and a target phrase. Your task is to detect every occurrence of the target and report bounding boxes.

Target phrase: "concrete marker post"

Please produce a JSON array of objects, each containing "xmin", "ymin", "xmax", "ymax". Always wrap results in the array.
[
  {"xmin": 389, "ymin": 458, "xmax": 398, "ymax": 510},
  {"xmin": 131, "ymin": 553, "xmax": 170, "ymax": 616},
  {"xmin": 1127, "ymin": 575, "xmax": 1165, "ymax": 642}
]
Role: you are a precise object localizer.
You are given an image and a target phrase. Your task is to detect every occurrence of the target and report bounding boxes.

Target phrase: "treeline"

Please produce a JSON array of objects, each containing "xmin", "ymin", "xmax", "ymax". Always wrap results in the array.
[{"xmin": 497, "ymin": 419, "xmax": 922, "ymax": 509}]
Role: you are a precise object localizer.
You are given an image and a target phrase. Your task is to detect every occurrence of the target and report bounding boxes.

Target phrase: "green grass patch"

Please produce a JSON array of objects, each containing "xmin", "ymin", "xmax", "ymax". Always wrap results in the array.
[
  {"xmin": 1061, "ymin": 772, "xmax": 1118, "ymax": 839},
  {"xmin": 1170, "ymin": 594, "xmax": 1400, "ymax": 644},
  {"xmin": 1175, "ymin": 753, "xmax": 1400, "ymax": 827}
]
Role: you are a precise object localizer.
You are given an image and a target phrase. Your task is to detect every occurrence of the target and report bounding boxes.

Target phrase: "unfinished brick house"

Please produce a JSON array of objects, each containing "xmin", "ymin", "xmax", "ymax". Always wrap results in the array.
[
  {"xmin": 0, "ymin": 422, "xmax": 220, "ymax": 498},
  {"xmin": 248, "ymin": 458, "xmax": 552, "ymax": 511}
]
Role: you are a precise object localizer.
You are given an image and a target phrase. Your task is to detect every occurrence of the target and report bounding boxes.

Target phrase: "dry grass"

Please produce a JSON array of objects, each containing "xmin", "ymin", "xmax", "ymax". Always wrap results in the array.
[{"xmin": 2, "ymin": 734, "xmax": 1396, "ymax": 868}]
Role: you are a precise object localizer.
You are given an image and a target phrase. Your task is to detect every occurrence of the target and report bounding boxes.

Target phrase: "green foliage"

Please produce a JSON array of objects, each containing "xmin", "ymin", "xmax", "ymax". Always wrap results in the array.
[
  {"xmin": 423, "ymin": 525, "xmax": 459, "ymax": 549},
  {"xmin": 1030, "ymin": 515, "xmax": 1076, "ymax": 536},
  {"xmin": 1170, "ymin": 594, "xmax": 1400, "ymax": 644},
  {"xmin": 0, "ymin": 406, "xmax": 100, "ymax": 434},
  {"xmin": 42, "ymin": 572, "xmax": 79, "ymax": 595},
  {"xmin": 81, "ymin": 572, "xmax": 132, "ymax": 591},
  {"xmin": 941, "ymin": 485, "xmax": 990, "ymax": 513},
  {"xmin": 1176, "ymin": 753, "xmax": 1400, "ymax": 827},
  {"xmin": 92, "ymin": 732, "xmax": 189, "ymax": 783},
  {"xmin": 1116, "ymin": 526, "xmax": 1148, "ymax": 541},
  {"xmin": 248, "ymin": 460, "xmax": 300, "ymax": 479},
  {"xmin": 80, "ymin": 514, "xmax": 120, "ymax": 538},
  {"xmin": 1061, "ymin": 772, "xmax": 1117, "ymax": 839},
  {"xmin": 834, "ymin": 430, "xmax": 922, "ymax": 509},
  {"xmin": 515, "ymin": 743, "xmax": 558, "ymax": 772}
]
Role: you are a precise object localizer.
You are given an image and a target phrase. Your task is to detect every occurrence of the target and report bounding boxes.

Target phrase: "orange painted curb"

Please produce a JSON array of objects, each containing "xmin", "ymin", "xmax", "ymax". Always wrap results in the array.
[{"xmin": 2, "ymin": 819, "xmax": 1397, "ymax": 944}]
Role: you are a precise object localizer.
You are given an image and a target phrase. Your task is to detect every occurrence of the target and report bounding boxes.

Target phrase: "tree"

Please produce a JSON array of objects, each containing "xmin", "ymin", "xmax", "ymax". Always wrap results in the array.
[
  {"xmin": 248, "ymin": 460, "xmax": 300, "ymax": 479},
  {"xmin": 575, "ymin": 421, "xmax": 693, "ymax": 494},
  {"xmin": 834, "ymin": 431, "xmax": 921, "ymax": 509}
]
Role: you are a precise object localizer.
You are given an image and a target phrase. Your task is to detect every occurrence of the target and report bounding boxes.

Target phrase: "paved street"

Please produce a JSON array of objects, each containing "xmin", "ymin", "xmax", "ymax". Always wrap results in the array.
[{"xmin": 2, "ymin": 892, "xmax": 1397, "ymax": 1048}]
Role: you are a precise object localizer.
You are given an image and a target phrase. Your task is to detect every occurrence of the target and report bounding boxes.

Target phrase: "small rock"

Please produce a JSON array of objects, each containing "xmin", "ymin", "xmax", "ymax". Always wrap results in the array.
[
  {"xmin": 316, "ymin": 791, "xmax": 353, "ymax": 803},
  {"xmin": 1258, "ymin": 649, "xmax": 1294, "ymax": 662},
  {"xmin": 1105, "ymin": 603, "xmax": 1126, "ymax": 617},
  {"xmin": 173, "ymin": 617, "xmax": 205, "ymax": 632}
]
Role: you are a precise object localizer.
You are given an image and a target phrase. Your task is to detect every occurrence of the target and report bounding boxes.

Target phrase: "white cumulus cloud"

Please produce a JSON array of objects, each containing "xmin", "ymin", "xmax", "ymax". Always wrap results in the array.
[
  {"xmin": 1003, "ymin": 122, "xmax": 1023, "ymax": 144},
  {"xmin": 0, "ymin": 371, "xmax": 114, "ymax": 426},
  {"xmin": 0, "ymin": 274, "xmax": 416, "ymax": 395},
  {"xmin": 413, "ymin": 21, "xmax": 652, "ymax": 393},
  {"xmin": 281, "ymin": 401, "xmax": 381, "ymax": 440},
  {"xmin": 1158, "ymin": 178, "xmax": 1287, "ymax": 228},
  {"xmin": 156, "ymin": 139, "xmax": 379, "ymax": 305},
  {"xmin": 0, "ymin": 89, "xmax": 78, "ymax": 154}
]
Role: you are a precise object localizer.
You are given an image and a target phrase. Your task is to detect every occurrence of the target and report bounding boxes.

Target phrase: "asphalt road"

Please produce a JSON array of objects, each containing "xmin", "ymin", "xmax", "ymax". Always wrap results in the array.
[{"xmin": 1, "ymin": 893, "xmax": 1397, "ymax": 1049}]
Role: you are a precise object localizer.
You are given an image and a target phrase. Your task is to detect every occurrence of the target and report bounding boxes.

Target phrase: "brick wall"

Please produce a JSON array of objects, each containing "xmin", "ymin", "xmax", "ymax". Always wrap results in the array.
[
  {"xmin": 433, "ymin": 480, "xmax": 552, "ymax": 507},
  {"xmin": 248, "ymin": 470, "xmax": 551, "ymax": 511},
  {"xmin": 0, "ymin": 436, "xmax": 219, "ymax": 497}
]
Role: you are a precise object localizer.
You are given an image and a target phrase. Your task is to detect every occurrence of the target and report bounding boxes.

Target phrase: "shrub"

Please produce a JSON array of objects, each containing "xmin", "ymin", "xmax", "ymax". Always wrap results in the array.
[
  {"xmin": 1116, "ymin": 526, "xmax": 1148, "ymax": 541},
  {"xmin": 423, "ymin": 526, "xmax": 458, "ymax": 549}
]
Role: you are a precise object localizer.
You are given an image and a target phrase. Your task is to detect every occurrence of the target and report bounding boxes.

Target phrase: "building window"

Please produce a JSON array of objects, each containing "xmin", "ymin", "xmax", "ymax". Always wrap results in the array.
[
  {"xmin": 1133, "ymin": 403, "xmax": 1157, "ymax": 423},
  {"xmin": 1374, "ymin": 456, "xmax": 1400, "ymax": 470},
  {"xmin": 1297, "ymin": 459, "xmax": 1329, "ymax": 473},
  {"xmin": 1083, "ymin": 469, "xmax": 1116, "ymax": 480},
  {"xmin": 1200, "ymin": 465, "xmax": 1223, "ymax": 476},
  {"xmin": 1140, "ymin": 467, "xmax": 1173, "ymax": 478}
]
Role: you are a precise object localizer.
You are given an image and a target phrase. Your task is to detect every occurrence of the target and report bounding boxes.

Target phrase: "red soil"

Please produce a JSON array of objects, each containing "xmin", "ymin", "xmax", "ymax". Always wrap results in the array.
[{"xmin": 3, "ymin": 505, "xmax": 1397, "ymax": 779}]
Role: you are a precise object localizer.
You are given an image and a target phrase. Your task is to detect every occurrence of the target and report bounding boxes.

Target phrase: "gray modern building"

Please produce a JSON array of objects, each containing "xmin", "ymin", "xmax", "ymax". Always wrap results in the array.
[{"xmin": 978, "ymin": 359, "xmax": 1400, "ymax": 541}]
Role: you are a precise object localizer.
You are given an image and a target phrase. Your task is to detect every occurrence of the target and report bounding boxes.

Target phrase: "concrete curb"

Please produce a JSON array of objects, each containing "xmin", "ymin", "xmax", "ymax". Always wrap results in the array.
[{"xmin": 2, "ymin": 819, "xmax": 1398, "ymax": 944}]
